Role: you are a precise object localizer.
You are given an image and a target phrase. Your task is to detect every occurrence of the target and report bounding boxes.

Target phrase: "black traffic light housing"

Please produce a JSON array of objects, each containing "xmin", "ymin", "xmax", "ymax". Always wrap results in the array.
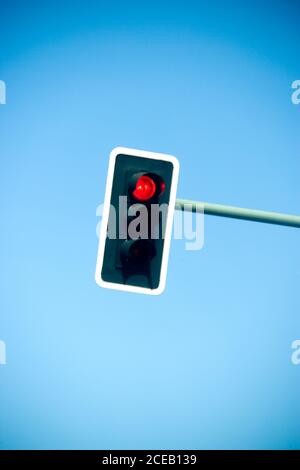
[{"xmin": 95, "ymin": 147, "xmax": 179, "ymax": 295}]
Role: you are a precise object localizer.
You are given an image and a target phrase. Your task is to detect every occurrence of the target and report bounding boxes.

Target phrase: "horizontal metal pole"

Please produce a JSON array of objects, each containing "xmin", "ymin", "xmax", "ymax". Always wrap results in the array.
[{"xmin": 175, "ymin": 199, "xmax": 300, "ymax": 228}]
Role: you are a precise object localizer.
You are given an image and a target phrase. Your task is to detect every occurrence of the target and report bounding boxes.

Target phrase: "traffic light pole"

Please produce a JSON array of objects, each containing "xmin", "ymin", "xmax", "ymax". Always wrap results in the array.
[{"xmin": 175, "ymin": 199, "xmax": 300, "ymax": 228}]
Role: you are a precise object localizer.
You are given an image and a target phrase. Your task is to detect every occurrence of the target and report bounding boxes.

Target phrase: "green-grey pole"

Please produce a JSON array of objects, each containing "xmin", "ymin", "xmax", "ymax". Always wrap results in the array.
[{"xmin": 175, "ymin": 199, "xmax": 300, "ymax": 228}]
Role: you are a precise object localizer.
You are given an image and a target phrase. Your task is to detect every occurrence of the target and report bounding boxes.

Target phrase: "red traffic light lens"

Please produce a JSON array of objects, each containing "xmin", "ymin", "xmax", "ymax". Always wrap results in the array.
[
  {"xmin": 160, "ymin": 180, "xmax": 166, "ymax": 193},
  {"xmin": 132, "ymin": 175, "xmax": 156, "ymax": 201}
]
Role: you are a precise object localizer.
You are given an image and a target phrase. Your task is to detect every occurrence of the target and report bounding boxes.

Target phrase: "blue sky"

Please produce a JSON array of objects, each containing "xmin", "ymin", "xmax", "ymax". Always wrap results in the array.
[{"xmin": 0, "ymin": 0, "xmax": 299, "ymax": 449}]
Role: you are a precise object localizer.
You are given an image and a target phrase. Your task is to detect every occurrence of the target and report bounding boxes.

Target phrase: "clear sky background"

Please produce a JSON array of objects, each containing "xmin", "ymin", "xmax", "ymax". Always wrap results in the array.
[{"xmin": 0, "ymin": 0, "xmax": 299, "ymax": 449}]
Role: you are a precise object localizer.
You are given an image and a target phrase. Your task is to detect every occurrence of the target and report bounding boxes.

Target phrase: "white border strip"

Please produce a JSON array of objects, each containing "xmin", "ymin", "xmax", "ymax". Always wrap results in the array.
[{"xmin": 95, "ymin": 146, "xmax": 179, "ymax": 295}]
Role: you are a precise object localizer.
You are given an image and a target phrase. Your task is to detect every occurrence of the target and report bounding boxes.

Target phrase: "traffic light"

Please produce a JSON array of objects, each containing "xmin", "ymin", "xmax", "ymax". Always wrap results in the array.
[{"xmin": 95, "ymin": 147, "xmax": 179, "ymax": 295}]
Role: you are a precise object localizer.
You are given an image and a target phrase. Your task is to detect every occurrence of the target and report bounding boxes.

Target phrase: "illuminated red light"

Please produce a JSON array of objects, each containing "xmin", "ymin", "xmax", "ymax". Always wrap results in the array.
[{"xmin": 132, "ymin": 175, "xmax": 156, "ymax": 201}]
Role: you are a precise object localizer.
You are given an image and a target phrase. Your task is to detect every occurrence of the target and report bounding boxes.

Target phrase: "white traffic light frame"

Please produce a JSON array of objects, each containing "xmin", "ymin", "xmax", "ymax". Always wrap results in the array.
[{"xmin": 95, "ymin": 146, "xmax": 179, "ymax": 295}]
